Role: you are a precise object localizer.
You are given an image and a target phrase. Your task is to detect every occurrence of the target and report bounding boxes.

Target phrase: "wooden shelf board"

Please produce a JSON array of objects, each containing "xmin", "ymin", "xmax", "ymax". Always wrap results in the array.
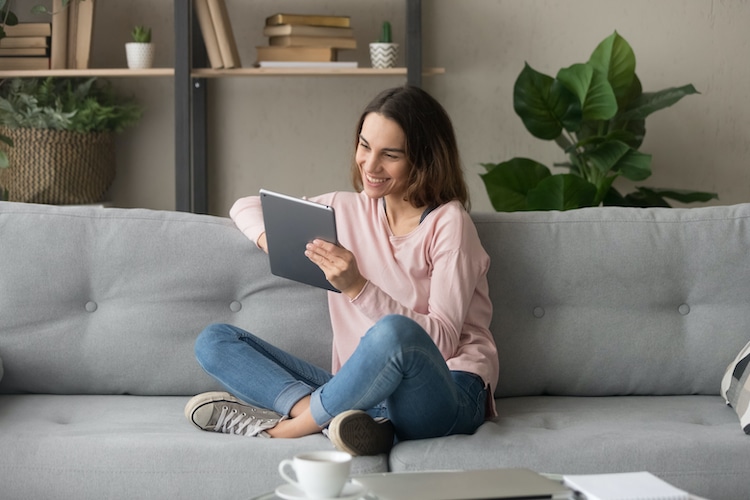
[
  {"xmin": 0, "ymin": 68, "xmax": 175, "ymax": 78},
  {"xmin": 191, "ymin": 67, "xmax": 446, "ymax": 78},
  {"xmin": 0, "ymin": 67, "xmax": 445, "ymax": 79}
]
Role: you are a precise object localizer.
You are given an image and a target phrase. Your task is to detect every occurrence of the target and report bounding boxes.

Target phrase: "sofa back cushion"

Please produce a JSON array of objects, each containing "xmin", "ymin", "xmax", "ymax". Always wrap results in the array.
[
  {"xmin": 0, "ymin": 202, "xmax": 332, "ymax": 396},
  {"xmin": 473, "ymin": 204, "xmax": 750, "ymax": 398},
  {"xmin": 3, "ymin": 201, "xmax": 749, "ymax": 400}
]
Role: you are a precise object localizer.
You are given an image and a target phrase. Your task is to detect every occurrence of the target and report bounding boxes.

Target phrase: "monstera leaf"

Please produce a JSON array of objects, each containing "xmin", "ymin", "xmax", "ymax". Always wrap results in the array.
[{"xmin": 481, "ymin": 31, "xmax": 717, "ymax": 211}]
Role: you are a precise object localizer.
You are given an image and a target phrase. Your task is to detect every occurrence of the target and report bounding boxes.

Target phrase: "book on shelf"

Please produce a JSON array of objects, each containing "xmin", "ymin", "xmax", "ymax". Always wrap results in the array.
[
  {"xmin": 193, "ymin": 0, "xmax": 223, "ymax": 69},
  {"xmin": 0, "ymin": 36, "xmax": 48, "ymax": 48},
  {"xmin": 73, "ymin": 0, "xmax": 96, "ymax": 69},
  {"xmin": 262, "ymin": 24, "xmax": 354, "ymax": 38},
  {"xmin": 1, "ymin": 23, "xmax": 51, "ymax": 37},
  {"xmin": 0, "ymin": 47, "xmax": 47, "ymax": 56},
  {"xmin": 207, "ymin": 0, "xmax": 241, "ymax": 68},
  {"xmin": 59, "ymin": 0, "xmax": 96, "ymax": 69},
  {"xmin": 255, "ymin": 46, "xmax": 336, "ymax": 63},
  {"xmin": 50, "ymin": 0, "xmax": 68, "ymax": 69},
  {"xmin": 65, "ymin": 0, "xmax": 78, "ymax": 68},
  {"xmin": 268, "ymin": 35, "xmax": 356, "ymax": 50},
  {"xmin": 265, "ymin": 13, "xmax": 351, "ymax": 29},
  {"xmin": 0, "ymin": 57, "xmax": 50, "ymax": 70},
  {"xmin": 257, "ymin": 60, "xmax": 358, "ymax": 69}
]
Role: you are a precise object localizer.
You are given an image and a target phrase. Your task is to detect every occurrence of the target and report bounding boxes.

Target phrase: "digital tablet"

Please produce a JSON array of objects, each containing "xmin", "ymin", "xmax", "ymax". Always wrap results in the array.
[{"xmin": 259, "ymin": 189, "xmax": 340, "ymax": 292}]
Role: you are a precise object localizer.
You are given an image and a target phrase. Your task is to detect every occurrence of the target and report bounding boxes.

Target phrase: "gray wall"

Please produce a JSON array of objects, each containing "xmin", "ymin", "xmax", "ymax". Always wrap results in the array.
[{"xmin": 17, "ymin": 0, "xmax": 750, "ymax": 214}]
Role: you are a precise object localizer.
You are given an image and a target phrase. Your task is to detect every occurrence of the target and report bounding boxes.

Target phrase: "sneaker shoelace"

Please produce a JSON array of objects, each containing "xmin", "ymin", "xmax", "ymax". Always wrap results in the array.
[{"xmin": 214, "ymin": 405, "xmax": 279, "ymax": 436}]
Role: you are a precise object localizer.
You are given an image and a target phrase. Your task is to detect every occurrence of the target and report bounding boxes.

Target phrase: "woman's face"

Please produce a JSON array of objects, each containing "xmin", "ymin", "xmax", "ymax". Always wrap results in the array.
[{"xmin": 355, "ymin": 112, "xmax": 410, "ymax": 202}]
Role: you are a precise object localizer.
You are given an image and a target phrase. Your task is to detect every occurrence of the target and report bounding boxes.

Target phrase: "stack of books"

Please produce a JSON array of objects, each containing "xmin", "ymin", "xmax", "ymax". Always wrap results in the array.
[
  {"xmin": 194, "ymin": 0, "xmax": 241, "ymax": 69},
  {"xmin": 50, "ymin": 0, "xmax": 97, "ymax": 69},
  {"xmin": 1, "ymin": 0, "xmax": 101, "ymax": 71},
  {"xmin": 0, "ymin": 23, "xmax": 51, "ymax": 70},
  {"xmin": 255, "ymin": 13, "xmax": 357, "ymax": 68}
]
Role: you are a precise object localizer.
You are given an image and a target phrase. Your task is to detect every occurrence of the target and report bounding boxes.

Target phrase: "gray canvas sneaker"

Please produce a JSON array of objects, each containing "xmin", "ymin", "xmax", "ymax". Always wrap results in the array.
[
  {"xmin": 327, "ymin": 410, "xmax": 395, "ymax": 456},
  {"xmin": 184, "ymin": 391, "xmax": 283, "ymax": 437}
]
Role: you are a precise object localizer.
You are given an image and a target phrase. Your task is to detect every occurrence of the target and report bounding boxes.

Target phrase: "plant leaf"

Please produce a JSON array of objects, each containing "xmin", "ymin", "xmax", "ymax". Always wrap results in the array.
[
  {"xmin": 588, "ymin": 31, "xmax": 636, "ymax": 107},
  {"xmin": 593, "ymin": 174, "xmax": 619, "ymax": 206},
  {"xmin": 584, "ymin": 140, "xmax": 630, "ymax": 175},
  {"xmin": 557, "ymin": 63, "xmax": 617, "ymax": 121},
  {"xmin": 0, "ymin": 150, "xmax": 7, "ymax": 169},
  {"xmin": 616, "ymin": 149, "xmax": 652, "ymax": 181},
  {"xmin": 582, "ymin": 140, "xmax": 651, "ymax": 181},
  {"xmin": 636, "ymin": 187, "xmax": 718, "ymax": 204},
  {"xmin": 527, "ymin": 174, "xmax": 598, "ymax": 211},
  {"xmin": 0, "ymin": 10, "xmax": 18, "ymax": 27},
  {"xmin": 619, "ymin": 84, "xmax": 699, "ymax": 121},
  {"xmin": 479, "ymin": 158, "xmax": 551, "ymax": 212},
  {"xmin": 513, "ymin": 63, "xmax": 581, "ymax": 140}
]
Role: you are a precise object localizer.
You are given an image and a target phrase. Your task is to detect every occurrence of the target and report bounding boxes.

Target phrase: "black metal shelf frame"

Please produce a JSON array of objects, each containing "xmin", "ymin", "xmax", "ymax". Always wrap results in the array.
[{"xmin": 173, "ymin": 0, "xmax": 423, "ymax": 213}]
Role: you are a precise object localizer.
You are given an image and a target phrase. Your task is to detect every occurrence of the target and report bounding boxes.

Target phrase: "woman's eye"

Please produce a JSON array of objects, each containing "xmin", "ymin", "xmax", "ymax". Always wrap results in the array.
[{"xmin": 358, "ymin": 142, "xmax": 370, "ymax": 150}]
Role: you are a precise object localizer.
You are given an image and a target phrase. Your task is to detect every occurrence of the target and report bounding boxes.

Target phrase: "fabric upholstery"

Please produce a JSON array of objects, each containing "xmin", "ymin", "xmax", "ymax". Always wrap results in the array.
[
  {"xmin": 0, "ymin": 203, "xmax": 333, "ymax": 396},
  {"xmin": 390, "ymin": 395, "xmax": 748, "ymax": 500},
  {"xmin": 0, "ymin": 395, "xmax": 386, "ymax": 498},
  {"xmin": 2, "ymin": 201, "xmax": 750, "ymax": 500},
  {"xmin": 721, "ymin": 340, "xmax": 750, "ymax": 434},
  {"xmin": 473, "ymin": 204, "xmax": 750, "ymax": 398}
]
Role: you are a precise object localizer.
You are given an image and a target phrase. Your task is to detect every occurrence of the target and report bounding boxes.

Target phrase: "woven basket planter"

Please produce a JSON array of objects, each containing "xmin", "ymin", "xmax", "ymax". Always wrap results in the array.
[{"xmin": 0, "ymin": 127, "xmax": 115, "ymax": 205}]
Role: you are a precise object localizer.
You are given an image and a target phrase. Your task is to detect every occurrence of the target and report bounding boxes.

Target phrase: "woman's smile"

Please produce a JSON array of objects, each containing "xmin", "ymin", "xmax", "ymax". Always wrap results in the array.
[{"xmin": 356, "ymin": 112, "xmax": 409, "ymax": 201}]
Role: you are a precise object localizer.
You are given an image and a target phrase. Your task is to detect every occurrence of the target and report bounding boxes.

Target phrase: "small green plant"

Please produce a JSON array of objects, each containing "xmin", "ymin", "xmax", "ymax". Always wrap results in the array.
[
  {"xmin": 481, "ymin": 31, "xmax": 717, "ymax": 211},
  {"xmin": 378, "ymin": 21, "xmax": 392, "ymax": 43},
  {"xmin": 131, "ymin": 25, "xmax": 151, "ymax": 43},
  {"xmin": 0, "ymin": 77, "xmax": 142, "ymax": 133}
]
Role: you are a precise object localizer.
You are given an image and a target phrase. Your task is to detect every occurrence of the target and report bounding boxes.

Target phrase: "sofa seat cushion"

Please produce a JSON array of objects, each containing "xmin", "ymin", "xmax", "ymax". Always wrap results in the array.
[
  {"xmin": 389, "ymin": 395, "xmax": 749, "ymax": 500},
  {"xmin": 0, "ymin": 394, "xmax": 387, "ymax": 499},
  {"xmin": 721, "ymin": 340, "xmax": 750, "ymax": 434}
]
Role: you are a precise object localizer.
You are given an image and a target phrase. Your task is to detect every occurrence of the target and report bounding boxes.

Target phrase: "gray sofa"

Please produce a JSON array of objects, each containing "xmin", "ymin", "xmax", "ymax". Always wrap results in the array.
[{"xmin": 1, "ymin": 200, "xmax": 748, "ymax": 500}]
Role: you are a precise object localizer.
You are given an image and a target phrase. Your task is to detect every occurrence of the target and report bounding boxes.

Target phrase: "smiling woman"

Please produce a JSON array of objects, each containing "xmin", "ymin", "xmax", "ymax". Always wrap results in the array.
[
  {"xmin": 184, "ymin": 84, "xmax": 500, "ymax": 458},
  {"xmin": 355, "ymin": 113, "xmax": 417, "ymax": 234},
  {"xmin": 351, "ymin": 85, "xmax": 469, "ymax": 214}
]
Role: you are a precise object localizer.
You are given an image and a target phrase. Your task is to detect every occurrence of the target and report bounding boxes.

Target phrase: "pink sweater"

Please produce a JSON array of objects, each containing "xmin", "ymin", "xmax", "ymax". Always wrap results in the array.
[{"xmin": 230, "ymin": 191, "xmax": 499, "ymax": 415}]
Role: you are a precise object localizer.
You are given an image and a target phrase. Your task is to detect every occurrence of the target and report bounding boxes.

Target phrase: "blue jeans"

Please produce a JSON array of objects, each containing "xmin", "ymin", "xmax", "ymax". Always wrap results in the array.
[{"xmin": 194, "ymin": 314, "xmax": 487, "ymax": 440}]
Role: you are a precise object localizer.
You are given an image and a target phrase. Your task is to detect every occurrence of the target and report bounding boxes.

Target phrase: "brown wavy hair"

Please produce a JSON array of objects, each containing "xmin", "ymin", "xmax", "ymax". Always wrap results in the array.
[{"xmin": 350, "ymin": 85, "xmax": 469, "ymax": 210}]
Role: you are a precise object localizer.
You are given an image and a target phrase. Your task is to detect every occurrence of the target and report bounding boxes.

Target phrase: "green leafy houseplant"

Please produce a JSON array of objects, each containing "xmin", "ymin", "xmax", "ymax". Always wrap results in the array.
[
  {"xmin": 0, "ymin": 77, "xmax": 142, "ymax": 132},
  {"xmin": 0, "ymin": 77, "xmax": 142, "ymax": 204},
  {"xmin": 131, "ymin": 25, "xmax": 151, "ymax": 43},
  {"xmin": 480, "ymin": 31, "xmax": 717, "ymax": 211}
]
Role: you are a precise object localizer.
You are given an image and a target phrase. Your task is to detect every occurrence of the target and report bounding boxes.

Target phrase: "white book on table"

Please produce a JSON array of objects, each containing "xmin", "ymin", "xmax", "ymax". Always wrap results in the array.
[{"xmin": 563, "ymin": 471, "xmax": 689, "ymax": 500}]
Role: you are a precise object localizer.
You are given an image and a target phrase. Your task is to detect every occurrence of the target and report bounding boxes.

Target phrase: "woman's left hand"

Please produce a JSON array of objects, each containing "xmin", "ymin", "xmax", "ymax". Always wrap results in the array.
[{"xmin": 305, "ymin": 239, "xmax": 367, "ymax": 299}]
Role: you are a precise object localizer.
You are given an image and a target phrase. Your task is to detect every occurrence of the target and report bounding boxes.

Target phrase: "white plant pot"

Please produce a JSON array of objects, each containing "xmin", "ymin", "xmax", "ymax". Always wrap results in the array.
[
  {"xmin": 369, "ymin": 43, "xmax": 399, "ymax": 69},
  {"xmin": 125, "ymin": 42, "xmax": 155, "ymax": 69}
]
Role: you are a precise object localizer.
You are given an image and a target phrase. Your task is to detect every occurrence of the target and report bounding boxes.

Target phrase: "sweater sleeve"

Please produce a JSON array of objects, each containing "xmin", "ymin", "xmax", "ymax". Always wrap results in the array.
[{"xmin": 229, "ymin": 196, "xmax": 265, "ymax": 248}]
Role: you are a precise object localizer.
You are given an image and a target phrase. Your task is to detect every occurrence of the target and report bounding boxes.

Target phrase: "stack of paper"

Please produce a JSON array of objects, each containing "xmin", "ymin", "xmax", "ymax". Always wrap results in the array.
[{"xmin": 563, "ymin": 471, "xmax": 689, "ymax": 500}]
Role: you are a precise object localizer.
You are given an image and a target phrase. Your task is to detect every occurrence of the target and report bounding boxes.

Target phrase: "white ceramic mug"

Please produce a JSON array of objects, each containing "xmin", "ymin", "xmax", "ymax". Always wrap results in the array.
[{"xmin": 278, "ymin": 450, "xmax": 352, "ymax": 499}]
